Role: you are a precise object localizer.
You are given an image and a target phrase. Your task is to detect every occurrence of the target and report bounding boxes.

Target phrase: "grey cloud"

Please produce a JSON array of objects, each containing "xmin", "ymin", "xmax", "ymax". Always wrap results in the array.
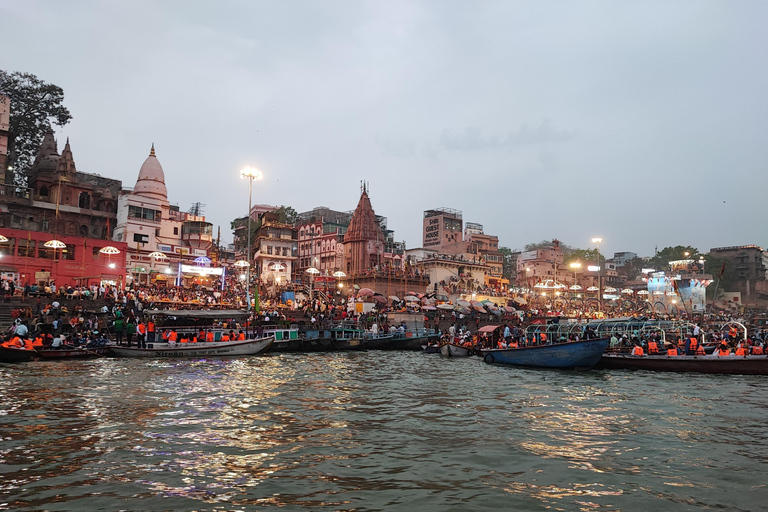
[{"xmin": 440, "ymin": 120, "xmax": 578, "ymax": 151}]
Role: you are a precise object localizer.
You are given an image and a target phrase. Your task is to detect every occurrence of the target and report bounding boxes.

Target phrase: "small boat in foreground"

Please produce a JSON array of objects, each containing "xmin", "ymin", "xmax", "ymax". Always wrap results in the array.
[
  {"xmin": 108, "ymin": 336, "xmax": 274, "ymax": 358},
  {"xmin": 480, "ymin": 338, "xmax": 610, "ymax": 369},
  {"xmin": 595, "ymin": 353, "xmax": 768, "ymax": 375},
  {"xmin": 0, "ymin": 346, "xmax": 36, "ymax": 363},
  {"xmin": 440, "ymin": 343, "xmax": 474, "ymax": 357}
]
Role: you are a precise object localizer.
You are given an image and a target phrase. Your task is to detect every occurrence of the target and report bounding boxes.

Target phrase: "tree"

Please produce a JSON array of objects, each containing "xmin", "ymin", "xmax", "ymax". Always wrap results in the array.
[
  {"xmin": 272, "ymin": 205, "xmax": 298, "ymax": 225},
  {"xmin": 647, "ymin": 246, "xmax": 700, "ymax": 272},
  {"xmin": 499, "ymin": 246, "xmax": 516, "ymax": 281},
  {"xmin": 0, "ymin": 70, "xmax": 73, "ymax": 186},
  {"xmin": 616, "ymin": 257, "xmax": 646, "ymax": 281}
]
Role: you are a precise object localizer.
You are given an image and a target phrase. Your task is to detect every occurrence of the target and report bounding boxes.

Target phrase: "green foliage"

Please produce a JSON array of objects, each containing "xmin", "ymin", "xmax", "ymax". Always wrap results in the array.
[
  {"xmin": 272, "ymin": 205, "xmax": 298, "ymax": 225},
  {"xmin": 703, "ymin": 253, "xmax": 735, "ymax": 299},
  {"xmin": 499, "ymin": 246, "xmax": 515, "ymax": 281},
  {"xmin": 616, "ymin": 257, "xmax": 645, "ymax": 281},
  {"xmin": 0, "ymin": 70, "xmax": 73, "ymax": 186},
  {"xmin": 647, "ymin": 246, "xmax": 700, "ymax": 271}
]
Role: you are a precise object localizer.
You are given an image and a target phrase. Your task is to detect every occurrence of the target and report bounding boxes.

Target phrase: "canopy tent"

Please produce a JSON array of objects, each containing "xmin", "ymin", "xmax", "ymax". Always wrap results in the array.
[{"xmin": 478, "ymin": 325, "xmax": 502, "ymax": 333}]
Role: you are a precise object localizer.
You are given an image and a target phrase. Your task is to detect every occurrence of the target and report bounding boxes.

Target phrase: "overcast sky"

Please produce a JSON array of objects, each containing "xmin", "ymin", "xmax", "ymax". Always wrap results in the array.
[{"xmin": 3, "ymin": 0, "xmax": 766, "ymax": 257}]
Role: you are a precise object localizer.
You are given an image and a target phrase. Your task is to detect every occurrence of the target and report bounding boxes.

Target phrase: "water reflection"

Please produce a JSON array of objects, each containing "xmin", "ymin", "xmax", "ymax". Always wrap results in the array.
[{"xmin": 2, "ymin": 355, "xmax": 768, "ymax": 510}]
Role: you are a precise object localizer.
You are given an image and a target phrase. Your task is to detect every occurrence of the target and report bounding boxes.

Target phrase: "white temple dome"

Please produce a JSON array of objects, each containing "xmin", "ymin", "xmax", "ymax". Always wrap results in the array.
[{"xmin": 133, "ymin": 144, "xmax": 168, "ymax": 201}]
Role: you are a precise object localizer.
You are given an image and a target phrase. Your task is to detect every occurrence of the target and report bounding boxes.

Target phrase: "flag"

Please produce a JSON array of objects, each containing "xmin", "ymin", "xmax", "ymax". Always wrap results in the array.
[{"xmin": 719, "ymin": 261, "xmax": 726, "ymax": 279}]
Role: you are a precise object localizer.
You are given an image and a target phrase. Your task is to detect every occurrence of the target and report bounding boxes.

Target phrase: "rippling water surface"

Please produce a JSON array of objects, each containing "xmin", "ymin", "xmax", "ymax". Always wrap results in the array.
[{"xmin": 1, "ymin": 352, "xmax": 767, "ymax": 511}]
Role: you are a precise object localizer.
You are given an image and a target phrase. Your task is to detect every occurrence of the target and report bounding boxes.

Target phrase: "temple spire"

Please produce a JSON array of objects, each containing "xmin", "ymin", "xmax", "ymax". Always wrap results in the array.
[{"xmin": 150, "ymin": 143, "xmax": 156, "ymax": 157}]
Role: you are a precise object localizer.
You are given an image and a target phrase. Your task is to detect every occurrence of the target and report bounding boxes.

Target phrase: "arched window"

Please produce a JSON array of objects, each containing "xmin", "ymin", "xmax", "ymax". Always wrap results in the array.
[
  {"xmin": 80, "ymin": 225, "xmax": 88, "ymax": 236},
  {"xmin": 39, "ymin": 186, "xmax": 49, "ymax": 197},
  {"xmin": 78, "ymin": 192, "xmax": 91, "ymax": 209},
  {"xmin": 105, "ymin": 202, "xmax": 114, "ymax": 213}
]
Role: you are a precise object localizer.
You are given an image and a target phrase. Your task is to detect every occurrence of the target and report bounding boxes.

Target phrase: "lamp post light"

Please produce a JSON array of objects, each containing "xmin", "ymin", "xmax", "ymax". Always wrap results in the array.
[
  {"xmin": 591, "ymin": 237, "xmax": 603, "ymax": 311},
  {"xmin": 240, "ymin": 166, "xmax": 263, "ymax": 315},
  {"xmin": 569, "ymin": 261, "xmax": 582, "ymax": 291}
]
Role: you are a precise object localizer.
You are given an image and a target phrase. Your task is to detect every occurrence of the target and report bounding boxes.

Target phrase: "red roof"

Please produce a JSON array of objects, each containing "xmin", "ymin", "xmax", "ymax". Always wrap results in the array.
[{"xmin": 478, "ymin": 325, "xmax": 502, "ymax": 333}]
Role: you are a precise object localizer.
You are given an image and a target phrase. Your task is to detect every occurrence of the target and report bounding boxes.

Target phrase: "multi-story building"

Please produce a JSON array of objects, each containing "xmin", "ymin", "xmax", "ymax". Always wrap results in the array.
[
  {"xmin": 252, "ymin": 211, "xmax": 297, "ymax": 298},
  {"xmin": 612, "ymin": 251, "xmax": 638, "ymax": 267},
  {"xmin": 709, "ymin": 245, "xmax": 768, "ymax": 305},
  {"xmin": 464, "ymin": 223, "xmax": 507, "ymax": 291},
  {"xmin": 0, "ymin": 126, "xmax": 126, "ymax": 287},
  {"xmin": 0, "ymin": 95, "xmax": 9, "ymax": 187},
  {"xmin": 113, "ymin": 146, "xmax": 214, "ymax": 287},
  {"xmin": 423, "ymin": 208, "xmax": 464, "ymax": 255},
  {"xmin": 296, "ymin": 206, "xmax": 351, "ymax": 277}
]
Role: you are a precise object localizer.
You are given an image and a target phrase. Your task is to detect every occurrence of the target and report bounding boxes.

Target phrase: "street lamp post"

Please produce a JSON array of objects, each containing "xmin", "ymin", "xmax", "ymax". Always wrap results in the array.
[
  {"xmin": 240, "ymin": 166, "xmax": 263, "ymax": 316},
  {"xmin": 592, "ymin": 237, "xmax": 603, "ymax": 311}
]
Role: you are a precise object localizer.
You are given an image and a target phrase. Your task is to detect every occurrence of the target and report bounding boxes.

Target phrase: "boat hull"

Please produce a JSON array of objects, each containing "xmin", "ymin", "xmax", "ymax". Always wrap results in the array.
[
  {"xmin": 480, "ymin": 338, "xmax": 610, "ymax": 369},
  {"xmin": 0, "ymin": 346, "xmax": 36, "ymax": 363},
  {"xmin": 388, "ymin": 334, "xmax": 438, "ymax": 351},
  {"xmin": 440, "ymin": 343, "xmax": 473, "ymax": 357},
  {"xmin": 36, "ymin": 347, "xmax": 110, "ymax": 359},
  {"xmin": 108, "ymin": 337, "xmax": 274, "ymax": 358},
  {"xmin": 596, "ymin": 354, "xmax": 768, "ymax": 375}
]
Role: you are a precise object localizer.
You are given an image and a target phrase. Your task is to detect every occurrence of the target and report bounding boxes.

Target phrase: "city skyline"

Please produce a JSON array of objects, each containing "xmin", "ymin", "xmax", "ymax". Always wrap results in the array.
[{"xmin": 2, "ymin": 1, "xmax": 766, "ymax": 257}]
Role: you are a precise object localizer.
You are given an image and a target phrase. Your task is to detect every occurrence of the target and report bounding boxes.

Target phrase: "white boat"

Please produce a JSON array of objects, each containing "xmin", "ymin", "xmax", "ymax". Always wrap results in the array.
[
  {"xmin": 108, "ymin": 336, "xmax": 274, "ymax": 358},
  {"xmin": 439, "ymin": 343, "xmax": 473, "ymax": 357}
]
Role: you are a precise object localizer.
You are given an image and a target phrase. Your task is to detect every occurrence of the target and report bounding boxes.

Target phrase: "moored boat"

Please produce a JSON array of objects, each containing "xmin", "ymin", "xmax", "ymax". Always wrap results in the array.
[
  {"xmin": 108, "ymin": 336, "xmax": 274, "ymax": 358},
  {"xmin": 439, "ymin": 343, "xmax": 473, "ymax": 357},
  {"xmin": 595, "ymin": 353, "xmax": 768, "ymax": 375},
  {"xmin": 480, "ymin": 337, "xmax": 610, "ymax": 369},
  {"xmin": 0, "ymin": 346, "xmax": 37, "ymax": 363},
  {"xmin": 36, "ymin": 347, "xmax": 110, "ymax": 359}
]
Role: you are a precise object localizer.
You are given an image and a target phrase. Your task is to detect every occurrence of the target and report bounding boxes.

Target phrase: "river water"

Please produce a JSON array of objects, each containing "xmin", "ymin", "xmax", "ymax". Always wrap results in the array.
[{"xmin": 1, "ymin": 352, "xmax": 767, "ymax": 511}]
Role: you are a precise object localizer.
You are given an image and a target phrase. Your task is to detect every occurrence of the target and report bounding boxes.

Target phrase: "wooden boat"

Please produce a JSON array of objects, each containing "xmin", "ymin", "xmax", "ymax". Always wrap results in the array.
[
  {"xmin": 0, "ymin": 346, "xmax": 36, "ymax": 363},
  {"xmin": 480, "ymin": 337, "xmax": 610, "ymax": 369},
  {"xmin": 440, "ymin": 343, "xmax": 474, "ymax": 357},
  {"xmin": 36, "ymin": 346, "xmax": 110, "ymax": 359},
  {"xmin": 595, "ymin": 353, "xmax": 768, "ymax": 375},
  {"xmin": 388, "ymin": 332, "xmax": 439, "ymax": 350},
  {"xmin": 108, "ymin": 336, "xmax": 274, "ymax": 358},
  {"xmin": 423, "ymin": 344, "xmax": 440, "ymax": 354}
]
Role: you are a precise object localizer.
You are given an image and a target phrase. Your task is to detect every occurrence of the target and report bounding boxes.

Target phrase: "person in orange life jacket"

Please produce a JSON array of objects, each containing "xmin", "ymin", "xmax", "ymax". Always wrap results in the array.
[
  {"xmin": 631, "ymin": 343, "xmax": 644, "ymax": 356},
  {"xmin": 168, "ymin": 330, "xmax": 178, "ymax": 343},
  {"xmin": 647, "ymin": 339, "xmax": 659, "ymax": 355},
  {"xmin": 752, "ymin": 344, "xmax": 765, "ymax": 355},
  {"xmin": 735, "ymin": 344, "xmax": 748, "ymax": 356},
  {"xmin": 147, "ymin": 320, "xmax": 156, "ymax": 343},
  {"xmin": 666, "ymin": 343, "xmax": 681, "ymax": 356},
  {"xmin": 685, "ymin": 336, "xmax": 699, "ymax": 355},
  {"xmin": 23, "ymin": 338, "xmax": 35, "ymax": 351},
  {"xmin": 205, "ymin": 331, "xmax": 214, "ymax": 342},
  {"xmin": 695, "ymin": 344, "xmax": 706, "ymax": 356},
  {"xmin": 198, "ymin": 329, "xmax": 205, "ymax": 341},
  {"xmin": 221, "ymin": 333, "xmax": 230, "ymax": 342},
  {"xmin": 237, "ymin": 331, "xmax": 246, "ymax": 341},
  {"xmin": 137, "ymin": 321, "xmax": 146, "ymax": 348},
  {"xmin": 716, "ymin": 342, "xmax": 731, "ymax": 356},
  {"xmin": 161, "ymin": 330, "xmax": 169, "ymax": 341}
]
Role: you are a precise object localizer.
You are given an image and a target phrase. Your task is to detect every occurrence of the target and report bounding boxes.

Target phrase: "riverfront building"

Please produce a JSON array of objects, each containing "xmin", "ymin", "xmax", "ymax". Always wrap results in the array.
[
  {"xmin": 0, "ymin": 124, "xmax": 126, "ymax": 287},
  {"xmin": 113, "ymin": 146, "xmax": 214, "ymax": 287}
]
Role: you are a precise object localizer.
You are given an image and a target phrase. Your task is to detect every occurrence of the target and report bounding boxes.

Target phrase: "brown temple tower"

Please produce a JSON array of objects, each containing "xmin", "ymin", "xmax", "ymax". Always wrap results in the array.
[
  {"xmin": 342, "ymin": 183, "xmax": 428, "ymax": 297},
  {"xmin": 343, "ymin": 183, "xmax": 385, "ymax": 275}
]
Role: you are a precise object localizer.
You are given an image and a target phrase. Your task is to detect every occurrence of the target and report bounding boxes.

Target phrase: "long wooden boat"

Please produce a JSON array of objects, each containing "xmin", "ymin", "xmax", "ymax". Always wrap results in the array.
[
  {"xmin": 595, "ymin": 353, "xmax": 768, "ymax": 375},
  {"xmin": 36, "ymin": 347, "xmax": 111, "ymax": 359},
  {"xmin": 0, "ymin": 346, "xmax": 36, "ymax": 363},
  {"xmin": 440, "ymin": 343, "xmax": 473, "ymax": 357},
  {"xmin": 108, "ymin": 336, "xmax": 274, "ymax": 358},
  {"xmin": 387, "ymin": 332, "xmax": 439, "ymax": 351},
  {"xmin": 480, "ymin": 337, "xmax": 610, "ymax": 369}
]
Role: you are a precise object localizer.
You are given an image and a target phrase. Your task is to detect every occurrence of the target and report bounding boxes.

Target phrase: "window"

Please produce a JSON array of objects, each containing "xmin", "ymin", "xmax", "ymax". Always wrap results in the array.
[
  {"xmin": 80, "ymin": 225, "xmax": 88, "ymax": 236},
  {"xmin": 155, "ymin": 229, "xmax": 160, "ymax": 237},
  {"xmin": 39, "ymin": 186, "xmax": 49, "ymax": 196},
  {"xmin": 18, "ymin": 239, "xmax": 35, "ymax": 258},
  {"xmin": 173, "ymin": 227, "xmax": 179, "ymax": 235},
  {"xmin": 0, "ymin": 238, "xmax": 16, "ymax": 258},
  {"xmin": 133, "ymin": 233, "xmax": 149, "ymax": 244},
  {"xmin": 128, "ymin": 205, "xmax": 161, "ymax": 221},
  {"xmin": 62, "ymin": 244, "xmax": 76, "ymax": 260},
  {"xmin": 78, "ymin": 192, "xmax": 91, "ymax": 209},
  {"xmin": 42, "ymin": 220, "xmax": 49, "ymax": 232},
  {"xmin": 267, "ymin": 246, "xmax": 273, "ymax": 255}
]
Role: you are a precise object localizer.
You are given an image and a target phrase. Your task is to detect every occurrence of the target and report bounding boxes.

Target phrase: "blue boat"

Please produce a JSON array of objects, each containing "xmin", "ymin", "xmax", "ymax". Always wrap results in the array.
[{"xmin": 479, "ymin": 337, "xmax": 610, "ymax": 369}]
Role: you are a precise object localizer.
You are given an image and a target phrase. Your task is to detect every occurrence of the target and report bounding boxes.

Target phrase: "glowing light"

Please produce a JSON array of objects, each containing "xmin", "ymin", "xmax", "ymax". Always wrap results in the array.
[
  {"xmin": 99, "ymin": 246, "xmax": 121, "ymax": 255},
  {"xmin": 240, "ymin": 166, "xmax": 263, "ymax": 181}
]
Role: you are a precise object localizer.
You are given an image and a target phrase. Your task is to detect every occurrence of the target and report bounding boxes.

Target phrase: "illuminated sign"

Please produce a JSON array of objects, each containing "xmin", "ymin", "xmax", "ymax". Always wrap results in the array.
[
  {"xmin": 587, "ymin": 265, "xmax": 600, "ymax": 272},
  {"xmin": 180, "ymin": 264, "xmax": 223, "ymax": 276}
]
